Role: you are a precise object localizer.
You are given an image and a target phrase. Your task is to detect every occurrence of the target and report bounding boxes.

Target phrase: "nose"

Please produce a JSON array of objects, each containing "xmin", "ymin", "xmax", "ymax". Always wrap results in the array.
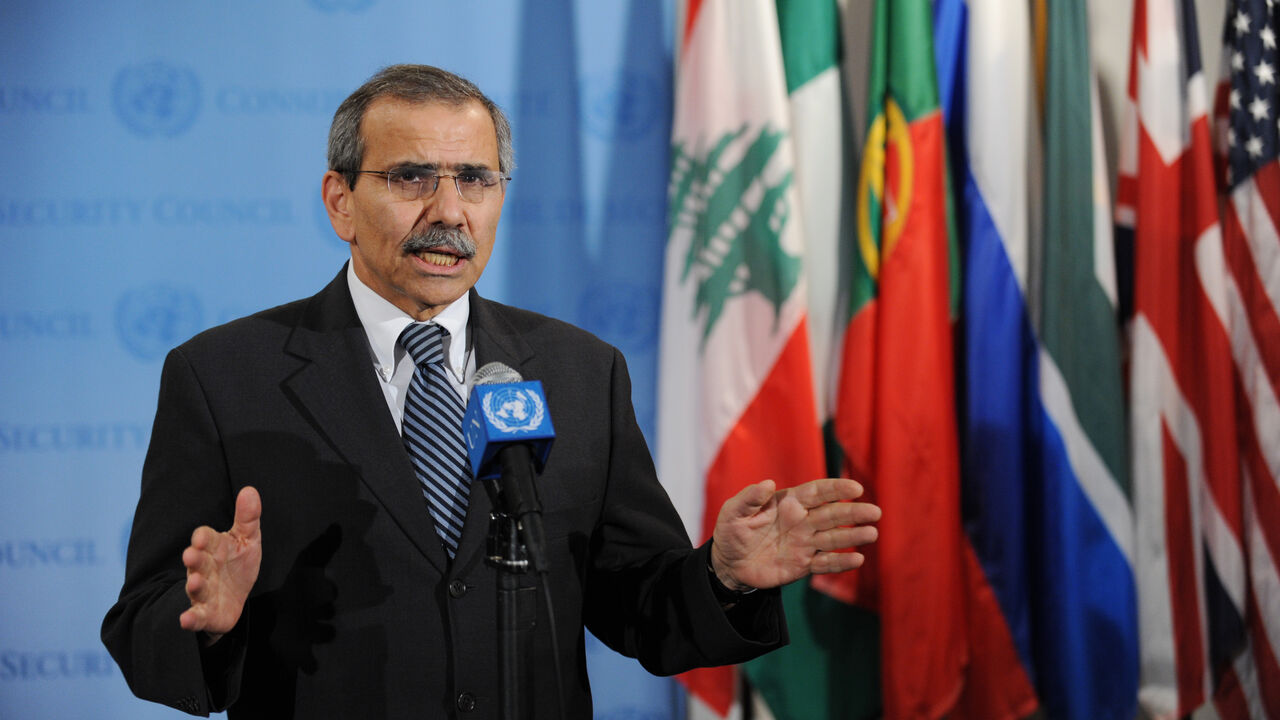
[{"xmin": 425, "ymin": 176, "xmax": 466, "ymax": 227}]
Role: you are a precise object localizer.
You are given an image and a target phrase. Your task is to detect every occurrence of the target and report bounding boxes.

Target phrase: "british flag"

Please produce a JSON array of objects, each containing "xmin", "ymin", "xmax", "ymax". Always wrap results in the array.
[{"xmin": 1117, "ymin": 0, "xmax": 1280, "ymax": 717}]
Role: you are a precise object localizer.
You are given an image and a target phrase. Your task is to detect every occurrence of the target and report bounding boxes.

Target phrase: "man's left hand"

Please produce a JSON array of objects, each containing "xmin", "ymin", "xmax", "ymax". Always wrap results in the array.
[{"xmin": 710, "ymin": 477, "xmax": 880, "ymax": 592}]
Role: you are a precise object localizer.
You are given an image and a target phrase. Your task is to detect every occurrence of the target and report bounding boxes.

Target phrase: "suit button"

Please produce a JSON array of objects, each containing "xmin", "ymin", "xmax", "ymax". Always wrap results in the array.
[
  {"xmin": 456, "ymin": 691, "xmax": 476, "ymax": 712},
  {"xmin": 448, "ymin": 579, "xmax": 468, "ymax": 598}
]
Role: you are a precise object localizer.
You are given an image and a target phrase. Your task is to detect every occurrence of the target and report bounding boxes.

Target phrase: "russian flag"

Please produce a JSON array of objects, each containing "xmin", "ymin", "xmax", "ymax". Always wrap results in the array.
[{"xmin": 937, "ymin": 1, "xmax": 1140, "ymax": 718}]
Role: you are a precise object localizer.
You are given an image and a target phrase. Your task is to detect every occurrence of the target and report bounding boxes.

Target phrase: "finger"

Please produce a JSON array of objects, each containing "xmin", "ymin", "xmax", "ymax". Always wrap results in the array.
[
  {"xmin": 185, "ymin": 570, "xmax": 207, "ymax": 599},
  {"xmin": 812, "ymin": 524, "xmax": 879, "ymax": 552},
  {"xmin": 231, "ymin": 486, "xmax": 262, "ymax": 540},
  {"xmin": 179, "ymin": 606, "xmax": 201, "ymax": 632},
  {"xmin": 806, "ymin": 500, "xmax": 882, "ymax": 530},
  {"xmin": 726, "ymin": 479, "xmax": 777, "ymax": 519},
  {"xmin": 811, "ymin": 550, "xmax": 865, "ymax": 574},
  {"xmin": 790, "ymin": 477, "xmax": 863, "ymax": 508},
  {"xmin": 189, "ymin": 525, "xmax": 217, "ymax": 552},
  {"xmin": 181, "ymin": 544, "xmax": 207, "ymax": 572}
]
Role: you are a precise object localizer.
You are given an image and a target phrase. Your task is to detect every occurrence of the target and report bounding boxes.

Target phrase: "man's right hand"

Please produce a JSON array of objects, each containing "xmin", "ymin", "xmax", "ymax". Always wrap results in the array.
[{"xmin": 178, "ymin": 486, "xmax": 263, "ymax": 644}]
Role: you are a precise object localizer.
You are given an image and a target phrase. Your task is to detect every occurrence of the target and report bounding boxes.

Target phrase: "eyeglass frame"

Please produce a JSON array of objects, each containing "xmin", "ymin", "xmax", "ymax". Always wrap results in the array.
[{"xmin": 346, "ymin": 165, "xmax": 511, "ymax": 203}]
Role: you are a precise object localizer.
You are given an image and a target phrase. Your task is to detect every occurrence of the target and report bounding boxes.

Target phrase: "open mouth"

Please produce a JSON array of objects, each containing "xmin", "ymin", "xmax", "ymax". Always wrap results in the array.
[{"xmin": 416, "ymin": 249, "xmax": 462, "ymax": 267}]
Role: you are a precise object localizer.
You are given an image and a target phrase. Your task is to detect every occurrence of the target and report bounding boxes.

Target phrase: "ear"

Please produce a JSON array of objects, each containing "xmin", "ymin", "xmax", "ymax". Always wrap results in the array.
[{"xmin": 322, "ymin": 171, "xmax": 356, "ymax": 243}]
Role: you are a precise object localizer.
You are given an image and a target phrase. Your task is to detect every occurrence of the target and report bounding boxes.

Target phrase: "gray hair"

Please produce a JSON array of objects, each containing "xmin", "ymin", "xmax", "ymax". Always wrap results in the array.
[{"xmin": 327, "ymin": 64, "xmax": 514, "ymax": 188}]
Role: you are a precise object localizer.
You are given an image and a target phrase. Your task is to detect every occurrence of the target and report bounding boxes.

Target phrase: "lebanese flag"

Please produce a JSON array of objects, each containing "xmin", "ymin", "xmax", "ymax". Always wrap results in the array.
[{"xmin": 656, "ymin": 0, "xmax": 826, "ymax": 716}]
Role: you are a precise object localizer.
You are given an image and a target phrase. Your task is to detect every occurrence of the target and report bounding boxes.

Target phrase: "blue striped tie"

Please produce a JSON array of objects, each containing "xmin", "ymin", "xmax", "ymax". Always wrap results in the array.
[{"xmin": 398, "ymin": 322, "xmax": 471, "ymax": 558}]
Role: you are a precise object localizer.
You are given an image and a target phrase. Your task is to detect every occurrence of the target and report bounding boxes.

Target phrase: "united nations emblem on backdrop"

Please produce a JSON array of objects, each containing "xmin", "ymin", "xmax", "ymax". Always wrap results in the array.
[
  {"xmin": 115, "ymin": 285, "xmax": 203, "ymax": 361},
  {"xmin": 578, "ymin": 282, "xmax": 658, "ymax": 351},
  {"xmin": 582, "ymin": 72, "xmax": 661, "ymax": 141},
  {"xmin": 112, "ymin": 61, "xmax": 201, "ymax": 138}
]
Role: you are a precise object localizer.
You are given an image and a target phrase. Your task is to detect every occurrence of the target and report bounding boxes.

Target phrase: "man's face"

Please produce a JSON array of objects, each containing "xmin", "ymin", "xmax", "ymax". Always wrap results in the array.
[{"xmin": 323, "ymin": 97, "xmax": 504, "ymax": 321}]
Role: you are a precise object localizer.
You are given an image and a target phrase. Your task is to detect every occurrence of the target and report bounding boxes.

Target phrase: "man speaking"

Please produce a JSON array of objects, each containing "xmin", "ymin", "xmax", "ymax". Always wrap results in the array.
[{"xmin": 102, "ymin": 64, "xmax": 880, "ymax": 719}]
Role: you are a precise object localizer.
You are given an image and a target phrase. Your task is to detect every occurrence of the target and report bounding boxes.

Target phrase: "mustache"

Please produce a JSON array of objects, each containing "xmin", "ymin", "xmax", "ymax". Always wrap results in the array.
[{"xmin": 402, "ymin": 225, "xmax": 476, "ymax": 258}]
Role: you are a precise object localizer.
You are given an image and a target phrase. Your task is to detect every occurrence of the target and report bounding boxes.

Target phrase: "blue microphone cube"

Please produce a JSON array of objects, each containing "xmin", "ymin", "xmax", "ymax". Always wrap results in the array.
[{"xmin": 464, "ymin": 380, "xmax": 555, "ymax": 480}]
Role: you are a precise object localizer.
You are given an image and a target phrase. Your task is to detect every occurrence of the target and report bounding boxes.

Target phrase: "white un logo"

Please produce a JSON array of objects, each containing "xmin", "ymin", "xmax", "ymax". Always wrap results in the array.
[
  {"xmin": 483, "ymin": 387, "xmax": 545, "ymax": 433},
  {"xmin": 112, "ymin": 61, "xmax": 201, "ymax": 138}
]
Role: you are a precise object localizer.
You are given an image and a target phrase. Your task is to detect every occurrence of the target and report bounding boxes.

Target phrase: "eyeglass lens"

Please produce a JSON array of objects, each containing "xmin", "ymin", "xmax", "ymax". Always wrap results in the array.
[{"xmin": 386, "ymin": 169, "xmax": 501, "ymax": 203}]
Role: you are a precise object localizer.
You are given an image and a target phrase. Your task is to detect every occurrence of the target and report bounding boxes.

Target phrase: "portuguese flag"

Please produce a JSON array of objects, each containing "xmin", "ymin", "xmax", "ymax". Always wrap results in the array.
[{"xmin": 821, "ymin": 0, "xmax": 968, "ymax": 717}]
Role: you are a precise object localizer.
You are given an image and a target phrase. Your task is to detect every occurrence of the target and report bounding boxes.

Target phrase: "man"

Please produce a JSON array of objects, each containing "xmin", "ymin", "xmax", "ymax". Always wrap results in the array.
[{"xmin": 102, "ymin": 65, "xmax": 880, "ymax": 719}]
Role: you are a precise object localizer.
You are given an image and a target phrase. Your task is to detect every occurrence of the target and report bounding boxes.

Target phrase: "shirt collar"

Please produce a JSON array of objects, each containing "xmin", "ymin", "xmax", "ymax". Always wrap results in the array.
[{"xmin": 346, "ymin": 262, "xmax": 470, "ymax": 380}]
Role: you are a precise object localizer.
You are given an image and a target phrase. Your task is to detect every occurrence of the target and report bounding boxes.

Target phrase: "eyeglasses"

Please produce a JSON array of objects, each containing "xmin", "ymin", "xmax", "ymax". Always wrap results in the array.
[{"xmin": 350, "ymin": 166, "xmax": 510, "ymax": 203}]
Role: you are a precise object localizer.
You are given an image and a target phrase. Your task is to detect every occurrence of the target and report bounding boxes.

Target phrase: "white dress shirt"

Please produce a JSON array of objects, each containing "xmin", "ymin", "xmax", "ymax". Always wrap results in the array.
[{"xmin": 346, "ymin": 262, "xmax": 474, "ymax": 433}]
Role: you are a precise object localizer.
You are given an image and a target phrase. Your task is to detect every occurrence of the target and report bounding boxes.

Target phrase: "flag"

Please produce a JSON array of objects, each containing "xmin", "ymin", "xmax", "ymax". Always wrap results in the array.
[
  {"xmin": 1212, "ymin": 0, "xmax": 1280, "ymax": 715},
  {"xmin": 657, "ymin": 0, "xmax": 826, "ymax": 716},
  {"xmin": 939, "ymin": 0, "xmax": 1134, "ymax": 717},
  {"xmin": 740, "ymin": 2, "xmax": 882, "ymax": 718},
  {"xmin": 1117, "ymin": 0, "xmax": 1277, "ymax": 716},
  {"xmin": 822, "ymin": 0, "xmax": 968, "ymax": 716}
]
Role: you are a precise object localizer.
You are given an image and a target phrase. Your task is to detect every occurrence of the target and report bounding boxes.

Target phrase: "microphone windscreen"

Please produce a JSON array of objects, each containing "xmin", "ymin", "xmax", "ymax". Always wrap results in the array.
[{"xmin": 474, "ymin": 361, "xmax": 523, "ymax": 386}]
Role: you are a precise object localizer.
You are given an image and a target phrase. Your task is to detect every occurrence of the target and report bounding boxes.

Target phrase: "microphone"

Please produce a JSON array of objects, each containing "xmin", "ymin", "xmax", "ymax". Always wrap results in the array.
[{"xmin": 464, "ymin": 362, "xmax": 555, "ymax": 572}]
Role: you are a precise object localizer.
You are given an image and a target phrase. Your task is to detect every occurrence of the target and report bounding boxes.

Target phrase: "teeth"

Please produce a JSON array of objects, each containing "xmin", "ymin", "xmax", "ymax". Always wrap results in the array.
[{"xmin": 420, "ymin": 252, "xmax": 458, "ymax": 267}]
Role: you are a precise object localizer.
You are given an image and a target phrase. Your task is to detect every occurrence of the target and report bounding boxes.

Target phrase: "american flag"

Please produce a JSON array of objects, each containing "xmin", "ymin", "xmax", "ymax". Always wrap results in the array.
[
  {"xmin": 1118, "ymin": 0, "xmax": 1279, "ymax": 717},
  {"xmin": 1213, "ymin": 0, "xmax": 1280, "ymax": 715},
  {"xmin": 1222, "ymin": 0, "xmax": 1280, "ymax": 185}
]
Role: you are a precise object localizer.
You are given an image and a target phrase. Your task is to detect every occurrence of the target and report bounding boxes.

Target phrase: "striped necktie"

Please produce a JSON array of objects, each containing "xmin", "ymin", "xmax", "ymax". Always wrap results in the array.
[{"xmin": 398, "ymin": 322, "xmax": 471, "ymax": 558}]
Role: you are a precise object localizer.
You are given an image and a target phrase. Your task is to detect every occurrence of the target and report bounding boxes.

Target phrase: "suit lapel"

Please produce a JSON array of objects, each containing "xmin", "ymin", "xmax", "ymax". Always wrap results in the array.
[{"xmin": 282, "ymin": 269, "xmax": 451, "ymax": 573}]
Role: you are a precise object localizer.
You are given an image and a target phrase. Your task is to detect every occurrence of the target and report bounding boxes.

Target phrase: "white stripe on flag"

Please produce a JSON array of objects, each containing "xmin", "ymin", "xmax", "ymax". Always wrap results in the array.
[
  {"xmin": 1232, "ymin": 180, "xmax": 1280, "ymax": 324},
  {"xmin": 1196, "ymin": 224, "xmax": 1232, "ymax": 343},
  {"xmin": 789, "ymin": 66, "xmax": 843, "ymax": 417},
  {"xmin": 1038, "ymin": 348, "xmax": 1134, "ymax": 562},
  {"xmin": 1136, "ymin": 0, "xmax": 1197, "ymax": 165},
  {"xmin": 1245, "ymin": 468, "xmax": 1280, "ymax": 708},
  {"xmin": 1131, "ymin": 315, "xmax": 1193, "ymax": 716},
  {"xmin": 1230, "ymin": 630, "xmax": 1268, "ymax": 720},
  {"xmin": 1091, "ymin": 74, "xmax": 1119, "ymax": 308},
  {"xmin": 1221, "ymin": 240, "xmax": 1280, "ymax": 486},
  {"xmin": 967, "ymin": 0, "xmax": 1032, "ymax": 295}
]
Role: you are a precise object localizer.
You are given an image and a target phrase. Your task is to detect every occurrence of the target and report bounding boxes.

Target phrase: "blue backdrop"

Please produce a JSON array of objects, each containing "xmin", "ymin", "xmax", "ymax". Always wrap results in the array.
[{"xmin": 0, "ymin": 2, "xmax": 679, "ymax": 718}]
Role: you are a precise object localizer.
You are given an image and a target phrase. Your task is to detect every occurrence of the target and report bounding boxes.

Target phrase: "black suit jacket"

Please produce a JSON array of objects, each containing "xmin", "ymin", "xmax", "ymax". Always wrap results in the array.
[{"xmin": 102, "ymin": 268, "xmax": 785, "ymax": 719}]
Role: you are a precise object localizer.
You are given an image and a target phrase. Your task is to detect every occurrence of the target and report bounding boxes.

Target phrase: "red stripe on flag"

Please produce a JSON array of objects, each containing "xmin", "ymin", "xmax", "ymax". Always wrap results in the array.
[
  {"xmin": 679, "ymin": 665, "xmax": 735, "ymax": 718},
  {"xmin": 1236, "ymin": 375, "xmax": 1280, "ymax": 597},
  {"xmin": 698, "ymin": 319, "xmax": 825, "ymax": 543},
  {"xmin": 1222, "ymin": 191, "xmax": 1280, "ymax": 412},
  {"xmin": 950, "ymin": 542, "xmax": 1039, "ymax": 720},
  {"xmin": 1125, "ymin": 0, "xmax": 1147, "ymax": 104},
  {"xmin": 1250, "ymin": 159, "xmax": 1280, "ymax": 237},
  {"xmin": 1162, "ymin": 420, "xmax": 1208, "ymax": 714},
  {"xmin": 813, "ymin": 301, "xmax": 879, "ymax": 607},
  {"xmin": 1247, "ymin": 586, "xmax": 1280, "ymax": 719},
  {"xmin": 680, "ymin": 320, "xmax": 825, "ymax": 717},
  {"xmin": 1210, "ymin": 665, "xmax": 1250, "ymax": 720},
  {"xmin": 682, "ymin": 0, "xmax": 706, "ymax": 49},
  {"xmin": 1131, "ymin": 115, "xmax": 1243, "ymax": 539}
]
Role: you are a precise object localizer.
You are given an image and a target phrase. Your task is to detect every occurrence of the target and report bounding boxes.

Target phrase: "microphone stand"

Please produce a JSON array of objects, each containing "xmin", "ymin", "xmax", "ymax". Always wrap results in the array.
[{"xmin": 484, "ymin": 476, "xmax": 536, "ymax": 720}]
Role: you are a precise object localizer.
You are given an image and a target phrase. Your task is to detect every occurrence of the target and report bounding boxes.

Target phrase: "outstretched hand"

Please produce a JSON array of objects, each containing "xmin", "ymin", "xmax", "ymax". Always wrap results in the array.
[
  {"xmin": 710, "ymin": 477, "xmax": 880, "ymax": 592},
  {"xmin": 178, "ymin": 486, "xmax": 263, "ymax": 643}
]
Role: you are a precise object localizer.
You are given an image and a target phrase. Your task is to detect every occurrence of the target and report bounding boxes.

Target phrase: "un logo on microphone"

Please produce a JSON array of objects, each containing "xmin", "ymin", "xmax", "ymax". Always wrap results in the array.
[
  {"xmin": 482, "ymin": 386, "xmax": 545, "ymax": 434},
  {"xmin": 112, "ymin": 61, "xmax": 201, "ymax": 138}
]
